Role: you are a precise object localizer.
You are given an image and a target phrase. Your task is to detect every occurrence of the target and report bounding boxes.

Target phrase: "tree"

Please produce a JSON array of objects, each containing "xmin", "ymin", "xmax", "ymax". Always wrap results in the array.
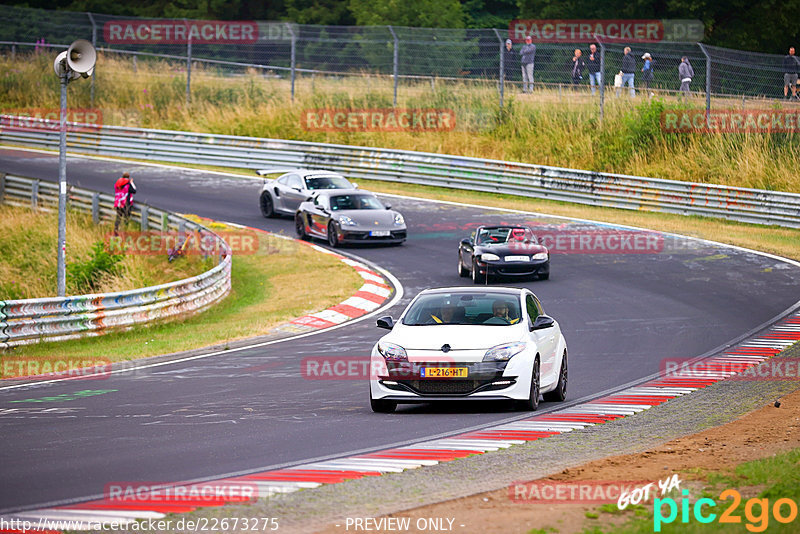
[{"xmin": 348, "ymin": 0, "xmax": 466, "ymax": 28}]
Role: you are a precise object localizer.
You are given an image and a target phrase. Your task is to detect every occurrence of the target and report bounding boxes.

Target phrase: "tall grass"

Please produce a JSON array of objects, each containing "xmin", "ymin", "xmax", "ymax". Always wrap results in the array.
[
  {"xmin": 0, "ymin": 204, "xmax": 208, "ymax": 299},
  {"xmin": 1, "ymin": 51, "xmax": 798, "ymax": 192}
]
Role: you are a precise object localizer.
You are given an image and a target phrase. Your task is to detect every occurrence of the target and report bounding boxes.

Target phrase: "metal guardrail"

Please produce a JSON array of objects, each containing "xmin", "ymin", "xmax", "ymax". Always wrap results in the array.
[
  {"xmin": 0, "ymin": 172, "xmax": 232, "ymax": 348},
  {"xmin": 1, "ymin": 115, "xmax": 800, "ymax": 228}
]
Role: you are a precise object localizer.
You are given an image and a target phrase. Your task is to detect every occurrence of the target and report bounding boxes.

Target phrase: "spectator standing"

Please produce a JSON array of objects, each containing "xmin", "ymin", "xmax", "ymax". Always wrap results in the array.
[
  {"xmin": 641, "ymin": 52, "xmax": 654, "ymax": 96},
  {"xmin": 679, "ymin": 56, "xmax": 694, "ymax": 98},
  {"xmin": 586, "ymin": 43, "xmax": 602, "ymax": 94},
  {"xmin": 571, "ymin": 49, "xmax": 586, "ymax": 87},
  {"xmin": 503, "ymin": 39, "xmax": 515, "ymax": 83},
  {"xmin": 783, "ymin": 47, "xmax": 799, "ymax": 100},
  {"xmin": 113, "ymin": 171, "xmax": 136, "ymax": 234},
  {"xmin": 520, "ymin": 35, "xmax": 536, "ymax": 93},
  {"xmin": 618, "ymin": 46, "xmax": 635, "ymax": 97}
]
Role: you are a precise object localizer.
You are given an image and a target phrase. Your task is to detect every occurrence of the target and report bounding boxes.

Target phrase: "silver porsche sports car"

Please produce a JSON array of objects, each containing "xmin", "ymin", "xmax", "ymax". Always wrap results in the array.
[
  {"xmin": 257, "ymin": 169, "xmax": 357, "ymax": 218},
  {"xmin": 295, "ymin": 190, "xmax": 407, "ymax": 247}
]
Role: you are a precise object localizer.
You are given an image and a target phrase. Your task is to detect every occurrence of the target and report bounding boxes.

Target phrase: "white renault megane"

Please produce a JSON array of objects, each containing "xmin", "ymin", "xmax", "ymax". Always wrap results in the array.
[{"xmin": 369, "ymin": 287, "xmax": 568, "ymax": 413}]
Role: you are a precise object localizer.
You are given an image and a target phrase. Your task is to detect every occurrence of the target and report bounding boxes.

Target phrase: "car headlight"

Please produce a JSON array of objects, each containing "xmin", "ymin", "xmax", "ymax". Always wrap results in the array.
[
  {"xmin": 531, "ymin": 252, "xmax": 548, "ymax": 261},
  {"xmin": 481, "ymin": 253, "xmax": 500, "ymax": 262},
  {"xmin": 378, "ymin": 341, "xmax": 408, "ymax": 361},
  {"xmin": 483, "ymin": 341, "xmax": 527, "ymax": 362},
  {"xmin": 394, "ymin": 213, "xmax": 405, "ymax": 226},
  {"xmin": 339, "ymin": 216, "xmax": 357, "ymax": 226}
]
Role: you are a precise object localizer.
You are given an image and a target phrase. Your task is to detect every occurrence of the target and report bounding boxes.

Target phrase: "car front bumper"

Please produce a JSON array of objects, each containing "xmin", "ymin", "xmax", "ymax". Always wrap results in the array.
[{"xmin": 475, "ymin": 259, "xmax": 549, "ymax": 278}]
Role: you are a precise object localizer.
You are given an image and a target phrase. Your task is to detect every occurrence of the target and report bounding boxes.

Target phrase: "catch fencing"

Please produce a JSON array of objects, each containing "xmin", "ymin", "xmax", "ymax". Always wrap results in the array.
[
  {"xmin": 2, "ymin": 115, "xmax": 798, "ymax": 228},
  {"xmin": 1, "ymin": 4, "xmax": 798, "ymax": 114},
  {"xmin": 0, "ymin": 172, "xmax": 232, "ymax": 348}
]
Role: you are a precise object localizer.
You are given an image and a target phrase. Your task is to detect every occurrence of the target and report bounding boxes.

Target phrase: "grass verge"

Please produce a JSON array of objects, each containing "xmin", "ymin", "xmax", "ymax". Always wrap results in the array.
[
  {"xmin": 1, "ymin": 52, "xmax": 798, "ymax": 191},
  {"xmin": 1, "ymin": 226, "xmax": 363, "ymax": 369},
  {"xmin": 0, "ymin": 203, "xmax": 208, "ymax": 299}
]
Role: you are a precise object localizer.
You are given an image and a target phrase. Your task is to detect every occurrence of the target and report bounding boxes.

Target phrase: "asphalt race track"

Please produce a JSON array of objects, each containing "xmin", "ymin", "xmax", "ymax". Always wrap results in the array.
[{"xmin": 1, "ymin": 147, "xmax": 799, "ymax": 512}]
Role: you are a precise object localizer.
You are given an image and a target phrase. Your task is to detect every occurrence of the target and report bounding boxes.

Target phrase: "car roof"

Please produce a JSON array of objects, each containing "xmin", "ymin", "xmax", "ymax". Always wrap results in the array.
[
  {"xmin": 419, "ymin": 286, "xmax": 525, "ymax": 296},
  {"xmin": 478, "ymin": 225, "xmax": 532, "ymax": 231}
]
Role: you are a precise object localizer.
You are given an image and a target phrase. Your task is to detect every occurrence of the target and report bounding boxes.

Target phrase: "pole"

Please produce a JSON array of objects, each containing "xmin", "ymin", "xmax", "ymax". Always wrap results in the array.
[
  {"xmin": 388, "ymin": 26, "xmax": 398, "ymax": 107},
  {"xmin": 493, "ymin": 29, "xmax": 504, "ymax": 108},
  {"xmin": 57, "ymin": 72, "xmax": 68, "ymax": 296},
  {"xmin": 185, "ymin": 19, "xmax": 192, "ymax": 105},
  {"xmin": 286, "ymin": 23, "xmax": 296, "ymax": 101},
  {"xmin": 88, "ymin": 12, "xmax": 97, "ymax": 107},
  {"xmin": 698, "ymin": 43, "xmax": 711, "ymax": 119},
  {"xmin": 597, "ymin": 37, "xmax": 606, "ymax": 125}
]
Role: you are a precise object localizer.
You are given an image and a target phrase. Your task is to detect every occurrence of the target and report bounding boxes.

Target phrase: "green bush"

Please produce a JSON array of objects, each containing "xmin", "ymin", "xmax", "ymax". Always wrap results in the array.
[{"xmin": 67, "ymin": 241, "xmax": 123, "ymax": 293}]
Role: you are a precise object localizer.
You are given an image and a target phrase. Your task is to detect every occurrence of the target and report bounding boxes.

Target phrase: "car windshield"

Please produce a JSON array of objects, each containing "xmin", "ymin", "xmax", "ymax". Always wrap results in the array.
[
  {"xmin": 305, "ymin": 176, "xmax": 353, "ymax": 190},
  {"xmin": 475, "ymin": 227, "xmax": 536, "ymax": 246},
  {"xmin": 402, "ymin": 292, "xmax": 522, "ymax": 326},
  {"xmin": 330, "ymin": 194, "xmax": 383, "ymax": 211}
]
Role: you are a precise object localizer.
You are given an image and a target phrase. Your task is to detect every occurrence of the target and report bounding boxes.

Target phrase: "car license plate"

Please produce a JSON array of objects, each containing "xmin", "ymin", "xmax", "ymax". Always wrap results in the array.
[
  {"xmin": 370, "ymin": 230, "xmax": 391, "ymax": 237},
  {"xmin": 420, "ymin": 367, "xmax": 468, "ymax": 378},
  {"xmin": 504, "ymin": 255, "xmax": 528, "ymax": 262}
]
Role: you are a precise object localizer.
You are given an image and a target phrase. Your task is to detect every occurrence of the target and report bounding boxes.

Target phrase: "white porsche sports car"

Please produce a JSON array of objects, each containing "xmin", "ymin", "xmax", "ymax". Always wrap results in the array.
[{"xmin": 369, "ymin": 287, "xmax": 568, "ymax": 413}]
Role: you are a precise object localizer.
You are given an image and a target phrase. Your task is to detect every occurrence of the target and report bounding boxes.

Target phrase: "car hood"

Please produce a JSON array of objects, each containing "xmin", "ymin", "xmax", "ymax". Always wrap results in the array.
[
  {"xmin": 383, "ymin": 324, "xmax": 522, "ymax": 351},
  {"xmin": 474, "ymin": 242, "xmax": 547, "ymax": 255},
  {"xmin": 335, "ymin": 209, "xmax": 399, "ymax": 227}
]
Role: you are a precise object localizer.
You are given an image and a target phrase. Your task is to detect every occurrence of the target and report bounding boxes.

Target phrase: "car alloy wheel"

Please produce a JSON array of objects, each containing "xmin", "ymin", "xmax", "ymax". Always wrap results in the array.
[
  {"xmin": 295, "ymin": 215, "xmax": 309, "ymax": 240},
  {"xmin": 471, "ymin": 260, "xmax": 486, "ymax": 284},
  {"xmin": 259, "ymin": 192, "xmax": 275, "ymax": 218},
  {"xmin": 543, "ymin": 351, "xmax": 567, "ymax": 402},
  {"xmin": 327, "ymin": 221, "xmax": 339, "ymax": 248}
]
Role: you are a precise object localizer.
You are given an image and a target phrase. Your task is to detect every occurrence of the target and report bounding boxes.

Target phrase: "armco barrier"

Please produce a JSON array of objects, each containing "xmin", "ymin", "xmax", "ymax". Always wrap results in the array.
[
  {"xmin": 0, "ymin": 173, "xmax": 232, "ymax": 348},
  {"xmin": 2, "ymin": 115, "xmax": 799, "ymax": 228}
]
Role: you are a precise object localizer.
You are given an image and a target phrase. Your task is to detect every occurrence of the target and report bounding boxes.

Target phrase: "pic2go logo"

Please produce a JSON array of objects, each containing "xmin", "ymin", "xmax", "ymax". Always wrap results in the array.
[{"xmin": 654, "ymin": 489, "xmax": 799, "ymax": 532}]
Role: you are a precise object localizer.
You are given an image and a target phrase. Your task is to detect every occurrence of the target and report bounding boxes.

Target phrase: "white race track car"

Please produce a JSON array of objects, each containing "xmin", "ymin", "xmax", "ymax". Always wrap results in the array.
[{"xmin": 369, "ymin": 287, "xmax": 568, "ymax": 413}]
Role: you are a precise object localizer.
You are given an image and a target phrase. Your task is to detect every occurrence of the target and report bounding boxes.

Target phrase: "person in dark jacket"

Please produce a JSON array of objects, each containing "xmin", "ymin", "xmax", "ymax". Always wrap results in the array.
[
  {"xmin": 113, "ymin": 171, "xmax": 137, "ymax": 233},
  {"xmin": 571, "ymin": 49, "xmax": 586, "ymax": 86},
  {"xmin": 586, "ymin": 43, "xmax": 602, "ymax": 94},
  {"xmin": 783, "ymin": 47, "xmax": 799, "ymax": 100},
  {"xmin": 503, "ymin": 39, "xmax": 515, "ymax": 83},
  {"xmin": 679, "ymin": 56, "xmax": 695, "ymax": 97},
  {"xmin": 641, "ymin": 52, "xmax": 654, "ymax": 96},
  {"xmin": 618, "ymin": 46, "xmax": 635, "ymax": 97},
  {"xmin": 520, "ymin": 35, "xmax": 536, "ymax": 93}
]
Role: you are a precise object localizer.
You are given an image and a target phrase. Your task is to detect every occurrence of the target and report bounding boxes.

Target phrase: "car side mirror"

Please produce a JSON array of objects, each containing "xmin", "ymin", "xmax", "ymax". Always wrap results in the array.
[
  {"xmin": 352, "ymin": 183, "xmax": 359, "ymax": 189},
  {"xmin": 384, "ymin": 204, "xmax": 392, "ymax": 210},
  {"xmin": 531, "ymin": 315, "xmax": 555, "ymax": 331},
  {"xmin": 376, "ymin": 316, "xmax": 394, "ymax": 330},
  {"xmin": 292, "ymin": 187, "xmax": 302, "ymax": 192},
  {"xmin": 461, "ymin": 237, "xmax": 471, "ymax": 246}
]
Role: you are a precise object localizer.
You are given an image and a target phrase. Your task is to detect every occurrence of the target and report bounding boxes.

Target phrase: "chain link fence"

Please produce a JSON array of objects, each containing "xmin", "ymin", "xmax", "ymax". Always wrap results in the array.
[{"xmin": 1, "ymin": 4, "xmax": 799, "ymax": 119}]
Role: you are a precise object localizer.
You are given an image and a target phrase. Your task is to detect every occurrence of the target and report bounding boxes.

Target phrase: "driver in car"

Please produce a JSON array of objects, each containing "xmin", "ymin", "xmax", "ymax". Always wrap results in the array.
[{"xmin": 484, "ymin": 300, "xmax": 518, "ymax": 324}]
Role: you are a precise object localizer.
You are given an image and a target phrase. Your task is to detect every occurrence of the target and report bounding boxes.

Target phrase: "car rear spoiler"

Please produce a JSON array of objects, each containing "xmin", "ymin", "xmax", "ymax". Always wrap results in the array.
[{"xmin": 255, "ymin": 168, "xmax": 300, "ymax": 176}]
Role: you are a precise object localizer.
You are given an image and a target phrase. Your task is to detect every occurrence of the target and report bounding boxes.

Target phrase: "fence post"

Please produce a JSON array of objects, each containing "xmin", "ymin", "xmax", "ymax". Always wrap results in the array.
[
  {"xmin": 11, "ymin": 44, "xmax": 15, "ymax": 61},
  {"xmin": 31, "ymin": 179, "xmax": 39, "ymax": 209},
  {"xmin": 286, "ymin": 23, "xmax": 296, "ymax": 102},
  {"xmin": 185, "ymin": 19, "xmax": 192, "ymax": 105},
  {"xmin": 0, "ymin": 173, "xmax": 5, "ymax": 205},
  {"xmin": 492, "ymin": 29, "xmax": 505, "ymax": 108},
  {"xmin": 161, "ymin": 212, "xmax": 168, "ymax": 231},
  {"xmin": 87, "ymin": 12, "xmax": 97, "ymax": 107},
  {"xmin": 698, "ymin": 43, "xmax": 711, "ymax": 119},
  {"xmin": 388, "ymin": 26, "xmax": 398, "ymax": 107},
  {"xmin": 133, "ymin": 55, "xmax": 137, "ymax": 72},
  {"xmin": 91, "ymin": 192, "xmax": 99, "ymax": 224},
  {"xmin": 140, "ymin": 205, "xmax": 149, "ymax": 231},
  {"xmin": 597, "ymin": 37, "xmax": 606, "ymax": 125}
]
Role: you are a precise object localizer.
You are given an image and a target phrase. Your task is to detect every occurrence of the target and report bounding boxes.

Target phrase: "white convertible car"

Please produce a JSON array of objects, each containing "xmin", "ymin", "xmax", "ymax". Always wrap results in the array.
[{"xmin": 369, "ymin": 287, "xmax": 568, "ymax": 413}]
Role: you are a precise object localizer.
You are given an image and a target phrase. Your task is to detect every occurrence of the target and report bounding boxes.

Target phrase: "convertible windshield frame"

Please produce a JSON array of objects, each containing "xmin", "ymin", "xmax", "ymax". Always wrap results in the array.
[{"xmin": 475, "ymin": 226, "xmax": 536, "ymax": 246}]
